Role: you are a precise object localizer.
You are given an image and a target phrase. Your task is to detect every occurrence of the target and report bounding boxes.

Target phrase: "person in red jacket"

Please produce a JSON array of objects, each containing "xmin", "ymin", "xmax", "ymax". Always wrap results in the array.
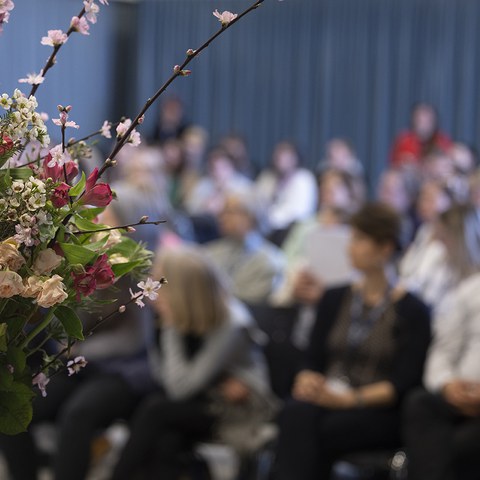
[{"xmin": 390, "ymin": 103, "xmax": 452, "ymax": 168}]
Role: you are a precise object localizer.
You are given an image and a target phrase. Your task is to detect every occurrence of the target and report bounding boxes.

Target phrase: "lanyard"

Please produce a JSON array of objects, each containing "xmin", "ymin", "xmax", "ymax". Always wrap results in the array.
[{"xmin": 346, "ymin": 287, "xmax": 391, "ymax": 350}]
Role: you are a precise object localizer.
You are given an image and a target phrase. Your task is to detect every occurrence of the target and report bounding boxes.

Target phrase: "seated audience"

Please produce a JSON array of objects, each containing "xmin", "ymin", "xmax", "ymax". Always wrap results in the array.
[
  {"xmin": 403, "ymin": 204, "xmax": 480, "ymax": 480},
  {"xmin": 255, "ymin": 140, "xmax": 317, "ymax": 245},
  {"xmin": 110, "ymin": 246, "xmax": 279, "ymax": 480},
  {"xmin": 270, "ymin": 202, "xmax": 431, "ymax": 480},
  {"xmin": 202, "ymin": 192, "xmax": 285, "ymax": 305}
]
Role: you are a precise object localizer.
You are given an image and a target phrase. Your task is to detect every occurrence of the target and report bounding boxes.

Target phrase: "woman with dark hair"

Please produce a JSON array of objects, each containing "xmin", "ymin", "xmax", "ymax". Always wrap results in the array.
[
  {"xmin": 271, "ymin": 202, "xmax": 431, "ymax": 480},
  {"xmin": 403, "ymin": 204, "xmax": 480, "ymax": 480}
]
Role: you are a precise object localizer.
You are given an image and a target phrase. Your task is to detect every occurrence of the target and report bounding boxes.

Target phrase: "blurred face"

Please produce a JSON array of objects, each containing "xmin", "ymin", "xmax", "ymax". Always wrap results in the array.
[
  {"xmin": 326, "ymin": 140, "xmax": 355, "ymax": 171},
  {"xmin": 377, "ymin": 171, "xmax": 410, "ymax": 213},
  {"xmin": 218, "ymin": 197, "xmax": 254, "ymax": 239},
  {"xmin": 347, "ymin": 228, "xmax": 392, "ymax": 273},
  {"xmin": 412, "ymin": 105, "xmax": 437, "ymax": 141},
  {"xmin": 319, "ymin": 172, "xmax": 351, "ymax": 209},
  {"xmin": 208, "ymin": 155, "xmax": 234, "ymax": 183},
  {"xmin": 416, "ymin": 181, "xmax": 451, "ymax": 222},
  {"xmin": 272, "ymin": 144, "xmax": 298, "ymax": 175}
]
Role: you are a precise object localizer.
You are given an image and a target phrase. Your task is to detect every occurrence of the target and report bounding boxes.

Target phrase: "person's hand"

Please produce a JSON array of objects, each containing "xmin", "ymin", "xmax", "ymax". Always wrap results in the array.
[
  {"xmin": 292, "ymin": 370, "xmax": 325, "ymax": 403},
  {"xmin": 443, "ymin": 380, "xmax": 480, "ymax": 417},
  {"xmin": 219, "ymin": 377, "xmax": 251, "ymax": 404},
  {"xmin": 292, "ymin": 270, "xmax": 324, "ymax": 305}
]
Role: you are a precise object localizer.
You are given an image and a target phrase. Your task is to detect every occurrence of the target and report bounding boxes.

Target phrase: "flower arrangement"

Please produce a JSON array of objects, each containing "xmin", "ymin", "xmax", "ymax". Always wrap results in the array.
[{"xmin": 0, "ymin": 0, "xmax": 265, "ymax": 435}]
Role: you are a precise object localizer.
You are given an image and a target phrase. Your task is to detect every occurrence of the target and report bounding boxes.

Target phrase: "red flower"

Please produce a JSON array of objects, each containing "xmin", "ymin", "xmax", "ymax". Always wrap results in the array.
[
  {"xmin": 80, "ymin": 168, "xmax": 112, "ymax": 207},
  {"xmin": 0, "ymin": 135, "xmax": 14, "ymax": 157},
  {"xmin": 72, "ymin": 254, "xmax": 115, "ymax": 300},
  {"xmin": 42, "ymin": 154, "xmax": 78, "ymax": 183},
  {"xmin": 50, "ymin": 183, "xmax": 71, "ymax": 208}
]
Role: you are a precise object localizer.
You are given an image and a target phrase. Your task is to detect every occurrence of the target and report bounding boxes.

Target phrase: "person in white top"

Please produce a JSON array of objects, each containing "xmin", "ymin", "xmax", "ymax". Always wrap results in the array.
[
  {"xmin": 403, "ymin": 204, "xmax": 480, "ymax": 480},
  {"xmin": 254, "ymin": 140, "xmax": 317, "ymax": 245}
]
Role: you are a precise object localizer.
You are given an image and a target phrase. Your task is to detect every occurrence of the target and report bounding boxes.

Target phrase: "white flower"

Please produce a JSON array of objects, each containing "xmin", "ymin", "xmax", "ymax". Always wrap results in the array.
[
  {"xmin": 67, "ymin": 356, "xmax": 88, "ymax": 376},
  {"xmin": 18, "ymin": 72, "xmax": 44, "ymax": 86},
  {"xmin": 48, "ymin": 144, "xmax": 68, "ymax": 168},
  {"xmin": 14, "ymin": 224, "xmax": 34, "ymax": 246},
  {"xmin": 128, "ymin": 130, "xmax": 141, "ymax": 147},
  {"xmin": 0, "ymin": 93, "xmax": 12, "ymax": 110},
  {"xmin": 116, "ymin": 118, "xmax": 132, "ymax": 138},
  {"xmin": 0, "ymin": 242, "xmax": 25, "ymax": 272},
  {"xmin": 100, "ymin": 120, "xmax": 111, "ymax": 139},
  {"xmin": 137, "ymin": 278, "xmax": 162, "ymax": 301},
  {"xmin": 21, "ymin": 276, "xmax": 44, "ymax": 298},
  {"xmin": 32, "ymin": 373, "xmax": 50, "ymax": 397}
]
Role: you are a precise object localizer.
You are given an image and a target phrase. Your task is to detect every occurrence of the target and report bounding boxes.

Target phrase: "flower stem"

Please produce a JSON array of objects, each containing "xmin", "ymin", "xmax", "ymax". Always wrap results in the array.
[
  {"xmin": 97, "ymin": 0, "xmax": 265, "ymax": 180},
  {"xmin": 69, "ymin": 219, "xmax": 165, "ymax": 236},
  {"xmin": 20, "ymin": 308, "xmax": 56, "ymax": 350}
]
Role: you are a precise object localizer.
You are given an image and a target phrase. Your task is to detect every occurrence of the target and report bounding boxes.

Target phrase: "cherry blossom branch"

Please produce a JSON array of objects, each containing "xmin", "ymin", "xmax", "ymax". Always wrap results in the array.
[
  {"xmin": 29, "ymin": 7, "xmax": 87, "ymax": 97},
  {"xmin": 97, "ymin": 0, "xmax": 265, "ymax": 179},
  {"xmin": 69, "ymin": 218, "xmax": 166, "ymax": 236}
]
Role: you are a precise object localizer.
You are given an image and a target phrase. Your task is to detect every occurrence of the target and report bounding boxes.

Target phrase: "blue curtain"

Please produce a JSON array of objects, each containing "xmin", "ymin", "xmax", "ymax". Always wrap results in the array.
[
  {"xmin": 2, "ymin": 1, "xmax": 480, "ymax": 191},
  {"xmin": 134, "ymin": 0, "xmax": 480, "ymax": 191}
]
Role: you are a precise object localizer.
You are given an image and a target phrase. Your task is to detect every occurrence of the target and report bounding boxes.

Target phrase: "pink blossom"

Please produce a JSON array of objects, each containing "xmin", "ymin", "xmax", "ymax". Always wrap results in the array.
[
  {"xmin": 100, "ymin": 120, "xmax": 111, "ymax": 139},
  {"xmin": 32, "ymin": 373, "xmax": 50, "ymax": 397},
  {"xmin": 52, "ymin": 112, "xmax": 79, "ymax": 129},
  {"xmin": 70, "ymin": 16, "xmax": 90, "ymax": 35},
  {"xmin": 41, "ymin": 29, "xmax": 68, "ymax": 47},
  {"xmin": 0, "ymin": 0, "xmax": 14, "ymax": 14},
  {"xmin": 212, "ymin": 9, "xmax": 237, "ymax": 26},
  {"xmin": 41, "ymin": 154, "xmax": 78, "ymax": 183},
  {"xmin": 116, "ymin": 118, "xmax": 132, "ymax": 137},
  {"xmin": 47, "ymin": 145, "xmax": 71, "ymax": 168},
  {"xmin": 83, "ymin": 1, "xmax": 100, "ymax": 24},
  {"xmin": 80, "ymin": 168, "xmax": 113, "ymax": 207},
  {"xmin": 67, "ymin": 356, "xmax": 88, "ymax": 376},
  {"xmin": 18, "ymin": 72, "xmax": 44, "ymax": 85},
  {"xmin": 50, "ymin": 183, "xmax": 71, "ymax": 208}
]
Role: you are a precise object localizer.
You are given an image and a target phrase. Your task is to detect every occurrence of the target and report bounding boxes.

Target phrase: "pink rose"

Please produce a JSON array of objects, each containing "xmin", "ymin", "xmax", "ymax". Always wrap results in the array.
[
  {"xmin": 36, "ymin": 274, "xmax": 68, "ymax": 308},
  {"xmin": 33, "ymin": 248, "xmax": 63, "ymax": 275},
  {"xmin": 0, "ymin": 242, "xmax": 25, "ymax": 271},
  {"xmin": 0, "ymin": 271, "xmax": 24, "ymax": 298}
]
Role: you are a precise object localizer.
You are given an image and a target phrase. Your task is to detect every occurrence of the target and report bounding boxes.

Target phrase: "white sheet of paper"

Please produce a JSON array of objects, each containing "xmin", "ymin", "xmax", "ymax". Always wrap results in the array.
[{"xmin": 304, "ymin": 225, "xmax": 354, "ymax": 286}]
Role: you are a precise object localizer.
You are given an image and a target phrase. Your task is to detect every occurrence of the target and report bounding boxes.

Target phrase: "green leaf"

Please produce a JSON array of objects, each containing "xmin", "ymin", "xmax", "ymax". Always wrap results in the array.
[
  {"xmin": 0, "ymin": 380, "xmax": 34, "ymax": 435},
  {"xmin": 73, "ymin": 215, "xmax": 109, "ymax": 233},
  {"xmin": 77, "ymin": 207, "xmax": 105, "ymax": 220},
  {"xmin": 59, "ymin": 243, "xmax": 97, "ymax": 266},
  {"xmin": 68, "ymin": 171, "xmax": 86, "ymax": 197},
  {"xmin": 0, "ymin": 323, "xmax": 7, "ymax": 353},
  {"xmin": 55, "ymin": 306, "xmax": 84, "ymax": 340},
  {"xmin": 9, "ymin": 168, "xmax": 33, "ymax": 180},
  {"xmin": 7, "ymin": 347, "xmax": 27, "ymax": 375},
  {"xmin": 111, "ymin": 260, "xmax": 143, "ymax": 278}
]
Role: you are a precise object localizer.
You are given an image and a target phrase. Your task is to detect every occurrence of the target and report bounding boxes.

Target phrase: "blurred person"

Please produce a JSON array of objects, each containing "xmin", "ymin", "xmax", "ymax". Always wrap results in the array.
[
  {"xmin": 271, "ymin": 202, "xmax": 431, "ymax": 480},
  {"xmin": 421, "ymin": 150, "xmax": 455, "ymax": 183},
  {"xmin": 218, "ymin": 132, "xmax": 255, "ymax": 178},
  {"xmin": 185, "ymin": 146, "xmax": 253, "ymax": 243},
  {"xmin": 202, "ymin": 192, "xmax": 285, "ymax": 305},
  {"xmin": 255, "ymin": 140, "xmax": 317, "ymax": 246},
  {"xmin": 317, "ymin": 137, "xmax": 365, "ymax": 179},
  {"xmin": 161, "ymin": 137, "xmax": 200, "ymax": 213},
  {"xmin": 109, "ymin": 246, "xmax": 278, "ymax": 480},
  {"xmin": 376, "ymin": 167, "xmax": 417, "ymax": 249},
  {"xmin": 151, "ymin": 94, "xmax": 190, "ymax": 144},
  {"xmin": 468, "ymin": 168, "xmax": 480, "ymax": 210},
  {"xmin": 181, "ymin": 125, "xmax": 209, "ymax": 172},
  {"xmin": 398, "ymin": 179, "xmax": 455, "ymax": 308},
  {"xmin": 403, "ymin": 204, "xmax": 480, "ymax": 480},
  {"xmin": 390, "ymin": 102, "xmax": 452, "ymax": 168}
]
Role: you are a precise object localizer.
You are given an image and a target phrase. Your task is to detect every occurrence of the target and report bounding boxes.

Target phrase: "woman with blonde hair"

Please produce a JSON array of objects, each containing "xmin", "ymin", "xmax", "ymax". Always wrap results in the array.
[
  {"xmin": 110, "ymin": 246, "xmax": 278, "ymax": 480},
  {"xmin": 403, "ymin": 204, "xmax": 480, "ymax": 480}
]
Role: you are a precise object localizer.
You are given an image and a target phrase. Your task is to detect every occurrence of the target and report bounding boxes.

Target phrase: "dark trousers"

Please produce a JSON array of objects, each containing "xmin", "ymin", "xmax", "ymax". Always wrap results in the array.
[
  {"xmin": 0, "ymin": 370, "xmax": 140, "ymax": 480},
  {"xmin": 272, "ymin": 399, "xmax": 401, "ymax": 480},
  {"xmin": 110, "ymin": 394, "xmax": 216, "ymax": 480},
  {"xmin": 403, "ymin": 388, "xmax": 480, "ymax": 480}
]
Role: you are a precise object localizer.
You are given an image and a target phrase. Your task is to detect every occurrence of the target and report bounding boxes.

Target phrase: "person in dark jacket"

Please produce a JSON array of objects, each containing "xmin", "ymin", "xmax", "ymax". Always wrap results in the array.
[{"xmin": 271, "ymin": 202, "xmax": 431, "ymax": 480}]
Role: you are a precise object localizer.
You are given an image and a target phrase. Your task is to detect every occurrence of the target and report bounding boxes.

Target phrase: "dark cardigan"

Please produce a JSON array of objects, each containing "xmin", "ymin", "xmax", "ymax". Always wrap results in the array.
[{"xmin": 304, "ymin": 285, "xmax": 432, "ymax": 402}]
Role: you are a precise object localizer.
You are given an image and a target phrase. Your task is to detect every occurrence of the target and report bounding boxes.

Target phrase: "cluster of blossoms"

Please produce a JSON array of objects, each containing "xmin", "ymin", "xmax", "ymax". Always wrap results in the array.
[{"xmin": 0, "ymin": 0, "xmax": 14, "ymax": 33}]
